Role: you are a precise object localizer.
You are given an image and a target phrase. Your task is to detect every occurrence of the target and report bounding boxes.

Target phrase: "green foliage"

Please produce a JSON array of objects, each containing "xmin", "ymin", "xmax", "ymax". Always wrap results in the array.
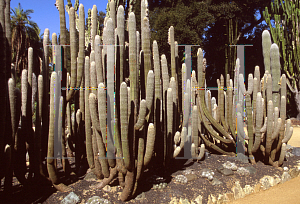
[
  {"xmin": 11, "ymin": 3, "xmax": 42, "ymax": 77},
  {"xmin": 263, "ymin": 0, "xmax": 300, "ymax": 118},
  {"xmin": 150, "ymin": 1, "xmax": 213, "ymax": 73}
]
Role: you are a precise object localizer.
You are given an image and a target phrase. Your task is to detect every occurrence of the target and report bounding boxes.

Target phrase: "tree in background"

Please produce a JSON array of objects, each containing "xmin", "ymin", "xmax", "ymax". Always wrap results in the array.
[
  {"xmin": 11, "ymin": 3, "xmax": 42, "ymax": 77},
  {"xmin": 149, "ymin": 0, "xmax": 214, "ymax": 74},
  {"xmin": 203, "ymin": 0, "xmax": 271, "ymax": 87},
  {"xmin": 264, "ymin": 0, "xmax": 300, "ymax": 119},
  {"xmin": 148, "ymin": 0, "xmax": 271, "ymax": 90}
]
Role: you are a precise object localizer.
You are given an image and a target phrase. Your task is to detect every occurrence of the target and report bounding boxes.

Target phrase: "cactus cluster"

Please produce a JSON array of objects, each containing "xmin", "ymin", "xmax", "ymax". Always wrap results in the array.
[
  {"xmin": 191, "ymin": 30, "xmax": 293, "ymax": 167},
  {"xmin": 0, "ymin": 0, "xmax": 294, "ymax": 201}
]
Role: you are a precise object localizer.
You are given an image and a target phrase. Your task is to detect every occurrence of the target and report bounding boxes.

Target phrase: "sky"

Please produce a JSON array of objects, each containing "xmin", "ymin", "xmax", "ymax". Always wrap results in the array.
[{"xmin": 10, "ymin": 0, "xmax": 108, "ymax": 38}]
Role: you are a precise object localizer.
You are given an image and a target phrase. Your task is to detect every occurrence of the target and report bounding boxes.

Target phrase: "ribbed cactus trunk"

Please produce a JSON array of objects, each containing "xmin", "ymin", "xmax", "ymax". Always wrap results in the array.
[
  {"xmin": 41, "ymin": 28, "xmax": 50, "ymax": 175},
  {"xmin": 26, "ymin": 47, "xmax": 35, "ymax": 179},
  {"xmin": 0, "ymin": 0, "xmax": 7, "ymax": 181}
]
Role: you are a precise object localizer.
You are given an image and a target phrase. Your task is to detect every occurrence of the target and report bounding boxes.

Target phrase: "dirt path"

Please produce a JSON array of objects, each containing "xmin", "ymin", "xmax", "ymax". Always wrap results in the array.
[
  {"xmin": 230, "ymin": 127, "xmax": 300, "ymax": 204},
  {"xmin": 230, "ymin": 175, "xmax": 300, "ymax": 204}
]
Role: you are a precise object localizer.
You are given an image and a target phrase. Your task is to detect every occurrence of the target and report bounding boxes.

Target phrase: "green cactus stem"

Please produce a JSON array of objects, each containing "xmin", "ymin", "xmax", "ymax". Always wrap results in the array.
[
  {"xmin": 136, "ymin": 126, "xmax": 145, "ymax": 181},
  {"xmin": 192, "ymin": 105, "xmax": 198, "ymax": 155},
  {"xmin": 91, "ymin": 5, "xmax": 97, "ymax": 51},
  {"xmin": 98, "ymin": 83, "xmax": 107, "ymax": 146},
  {"xmin": 66, "ymin": 7, "xmax": 77, "ymax": 102},
  {"xmin": 76, "ymin": 4, "xmax": 84, "ymax": 89},
  {"xmin": 120, "ymin": 82, "xmax": 131, "ymax": 169},
  {"xmin": 90, "ymin": 61, "xmax": 97, "ymax": 96},
  {"xmin": 95, "ymin": 35, "xmax": 103, "ymax": 84},
  {"xmin": 278, "ymin": 143, "xmax": 286, "ymax": 166},
  {"xmin": 246, "ymin": 94, "xmax": 254, "ymax": 158},
  {"xmin": 282, "ymin": 119, "xmax": 293, "ymax": 143},
  {"xmin": 252, "ymin": 92, "xmax": 263, "ymax": 153},
  {"xmin": 167, "ymin": 88, "xmax": 174, "ymax": 161},
  {"xmin": 270, "ymin": 43, "xmax": 281, "ymax": 108},
  {"xmin": 129, "ymin": 12, "xmax": 137, "ymax": 101},
  {"xmin": 97, "ymin": 83, "xmax": 110, "ymax": 178},
  {"xmin": 174, "ymin": 131, "xmax": 180, "ymax": 145},
  {"xmin": 146, "ymin": 70, "xmax": 154, "ymax": 111},
  {"xmin": 262, "ymin": 30, "xmax": 271, "ymax": 73},
  {"xmin": 84, "ymin": 56, "xmax": 94, "ymax": 170},
  {"xmin": 144, "ymin": 123, "xmax": 155, "ymax": 166},
  {"xmin": 196, "ymin": 144, "xmax": 205, "ymax": 161},
  {"xmin": 47, "ymin": 72, "xmax": 72, "ymax": 192},
  {"xmin": 135, "ymin": 99, "xmax": 147, "ymax": 130},
  {"xmin": 141, "ymin": 17, "xmax": 151, "ymax": 88},
  {"xmin": 117, "ymin": 5, "xmax": 125, "ymax": 83}
]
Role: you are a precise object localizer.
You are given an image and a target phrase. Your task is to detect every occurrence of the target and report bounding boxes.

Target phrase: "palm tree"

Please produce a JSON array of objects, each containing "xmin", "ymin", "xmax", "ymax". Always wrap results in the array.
[{"xmin": 11, "ymin": 3, "xmax": 42, "ymax": 76}]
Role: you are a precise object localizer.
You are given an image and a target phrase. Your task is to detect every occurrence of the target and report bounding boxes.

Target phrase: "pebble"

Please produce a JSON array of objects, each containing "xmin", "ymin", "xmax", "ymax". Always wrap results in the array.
[
  {"xmin": 237, "ymin": 167, "xmax": 250, "ymax": 176},
  {"xmin": 292, "ymin": 147, "xmax": 300, "ymax": 156},
  {"xmin": 281, "ymin": 171, "xmax": 292, "ymax": 184},
  {"xmin": 217, "ymin": 165, "xmax": 234, "ymax": 176},
  {"xmin": 86, "ymin": 196, "xmax": 111, "ymax": 204},
  {"xmin": 61, "ymin": 192, "xmax": 80, "ymax": 204},
  {"xmin": 211, "ymin": 177, "xmax": 222, "ymax": 186},
  {"xmin": 174, "ymin": 175, "xmax": 188, "ymax": 184}
]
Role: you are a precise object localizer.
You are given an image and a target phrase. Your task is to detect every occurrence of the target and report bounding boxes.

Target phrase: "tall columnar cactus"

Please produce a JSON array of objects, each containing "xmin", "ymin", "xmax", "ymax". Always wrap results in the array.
[
  {"xmin": 129, "ymin": 12, "xmax": 138, "ymax": 102},
  {"xmin": 66, "ymin": 7, "xmax": 77, "ymax": 102},
  {"xmin": 91, "ymin": 5, "xmax": 97, "ymax": 51},
  {"xmin": 270, "ymin": 43, "xmax": 281, "ymax": 108},
  {"xmin": 47, "ymin": 72, "xmax": 72, "ymax": 192},
  {"xmin": 262, "ymin": 30, "xmax": 271, "ymax": 73},
  {"xmin": 142, "ymin": 16, "xmax": 151, "ymax": 88},
  {"xmin": 84, "ymin": 56, "xmax": 94, "ymax": 171},
  {"xmin": 117, "ymin": 5, "xmax": 125, "ymax": 83}
]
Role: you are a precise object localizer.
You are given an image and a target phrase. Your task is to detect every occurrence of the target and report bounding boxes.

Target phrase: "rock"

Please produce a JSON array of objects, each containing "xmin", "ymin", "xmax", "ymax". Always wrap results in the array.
[
  {"xmin": 289, "ymin": 168, "xmax": 300, "ymax": 179},
  {"xmin": 286, "ymin": 144, "xmax": 294, "ymax": 150},
  {"xmin": 183, "ymin": 169, "xmax": 195, "ymax": 175},
  {"xmin": 207, "ymin": 194, "xmax": 217, "ymax": 204},
  {"xmin": 254, "ymin": 183, "xmax": 262, "ymax": 193},
  {"xmin": 84, "ymin": 171, "xmax": 97, "ymax": 181},
  {"xmin": 217, "ymin": 165, "xmax": 234, "ymax": 176},
  {"xmin": 243, "ymin": 185, "xmax": 254, "ymax": 195},
  {"xmin": 232, "ymin": 181, "xmax": 245, "ymax": 200},
  {"xmin": 61, "ymin": 192, "xmax": 80, "ymax": 204},
  {"xmin": 217, "ymin": 194, "xmax": 226, "ymax": 204},
  {"xmin": 192, "ymin": 195, "xmax": 203, "ymax": 204},
  {"xmin": 292, "ymin": 147, "xmax": 300, "ymax": 156},
  {"xmin": 199, "ymin": 168, "xmax": 212, "ymax": 176},
  {"xmin": 260, "ymin": 175, "xmax": 279, "ymax": 190},
  {"xmin": 147, "ymin": 175, "xmax": 166, "ymax": 184},
  {"xmin": 235, "ymin": 153, "xmax": 249, "ymax": 163},
  {"xmin": 169, "ymin": 197, "xmax": 179, "ymax": 204},
  {"xmin": 283, "ymin": 167, "xmax": 289, "ymax": 171},
  {"xmin": 135, "ymin": 192, "xmax": 146, "ymax": 200},
  {"xmin": 281, "ymin": 171, "xmax": 292, "ymax": 184},
  {"xmin": 199, "ymin": 168, "xmax": 214, "ymax": 178},
  {"xmin": 186, "ymin": 174, "xmax": 198, "ymax": 182},
  {"xmin": 224, "ymin": 193, "xmax": 234, "ymax": 202},
  {"xmin": 103, "ymin": 185, "xmax": 111, "ymax": 192},
  {"xmin": 244, "ymin": 166, "xmax": 256, "ymax": 174},
  {"xmin": 285, "ymin": 151, "xmax": 294, "ymax": 158},
  {"xmin": 174, "ymin": 175, "xmax": 188, "ymax": 184},
  {"xmin": 86, "ymin": 196, "xmax": 111, "ymax": 204},
  {"xmin": 208, "ymin": 175, "xmax": 214, "ymax": 181},
  {"xmin": 205, "ymin": 152, "xmax": 211, "ymax": 158},
  {"xmin": 211, "ymin": 178, "xmax": 223, "ymax": 186},
  {"xmin": 153, "ymin": 182, "xmax": 167, "ymax": 189},
  {"xmin": 236, "ymin": 167, "xmax": 250, "ymax": 176},
  {"xmin": 273, "ymin": 174, "xmax": 281, "ymax": 185},
  {"xmin": 222, "ymin": 161, "xmax": 237, "ymax": 171},
  {"xmin": 179, "ymin": 197, "xmax": 190, "ymax": 204}
]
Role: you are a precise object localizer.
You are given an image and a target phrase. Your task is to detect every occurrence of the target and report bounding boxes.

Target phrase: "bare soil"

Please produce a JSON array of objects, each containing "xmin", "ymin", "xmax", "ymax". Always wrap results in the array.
[{"xmin": 1, "ymin": 126, "xmax": 300, "ymax": 204}]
